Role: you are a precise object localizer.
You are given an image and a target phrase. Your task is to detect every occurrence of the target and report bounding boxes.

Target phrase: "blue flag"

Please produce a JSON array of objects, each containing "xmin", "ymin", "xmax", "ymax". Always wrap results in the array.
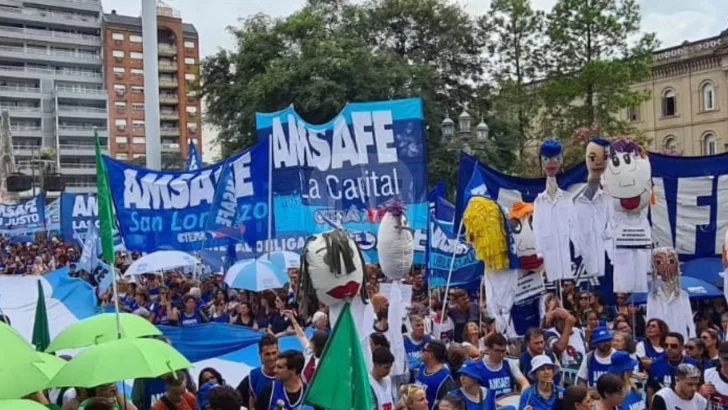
[
  {"xmin": 78, "ymin": 222, "xmax": 99, "ymax": 273},
  {"xmin": 186, "ymin": 141, "xmax": 202, "ymax": 171}
]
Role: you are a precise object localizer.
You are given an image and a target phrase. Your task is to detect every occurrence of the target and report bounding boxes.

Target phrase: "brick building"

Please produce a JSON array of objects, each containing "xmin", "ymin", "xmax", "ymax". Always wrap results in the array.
[{"xmin": 102, "ymin": 5, "xmax": 200, "ymax": 167}]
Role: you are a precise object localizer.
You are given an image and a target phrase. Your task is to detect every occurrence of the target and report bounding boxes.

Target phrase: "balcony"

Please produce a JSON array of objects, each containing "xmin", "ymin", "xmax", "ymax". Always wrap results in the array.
[
  {"xmin": 59, "ymin": 144, "xmax": 106, "ymax": 156},
  {"xmin": 0, "ymin": 25, "xmax": 101, "ymax": 47},
  {"xmin": 64, "ymin": 181, "xmax": 96, "ymax": 193},
  {"xmin": 56, "ymin": 85, "xmax": 107, "ymax": 101},
  {"xmin": 161, "ymin": 143, "xmax": 180, "ymax": 153},
  {"xmin": 0, "ymin": 45, "xmax": 101, "ymax": 67},
  {"xmin": 159, "ymin": 94, "xmax": 179, "ymax": 104},
  {"xmin": 0, "ymin": 105, "xmax": 41, "ymax": 118},
  {"xmin": 157, "ymin": 44, "xmax": 177, "ymax": 56},
  {"xmin": 160, "ymin": 111, "xmax": 179, "ymax": 121},
  {"xmin": 158, "ymin": 61, "xmax": 177, "ymax": 72},
  {"xmin": 23, "ymin": 0, "xmax": 101, "ymax": 13},
  {"xmin": 158, "ymin": 78, "xmax": 178, "ymax": 88},
  {"xmin": 0, "ymin": 65, "xmax": 103, "ymax": 83},
  {"xmin": 10, "ymin": 125, "xmax": 42, "ymax": 137},
  {"xmin": 0, "ymin": 5, "xmax": 100, "ymax": 29},
  {"xmin": 160, "ymin": 127, "xmax": 180, "ymax": 137},
  {"xmin": 57, "ymin": 105, "xmax": 107, "ymax": 119},
  {"xmin": 59, "ymin": 162, "xmax": 96, "ymax": 175},
  {"xmin": 58, "ymin": 126, "xmax": 107, "ymax": 137},
  {"xmin": 0, "ymin": 84, "xmax": 41, "ymax": 100},
  {"xmin": 13, "ymin": 144, "xmax": 41, "ymax": 157}
]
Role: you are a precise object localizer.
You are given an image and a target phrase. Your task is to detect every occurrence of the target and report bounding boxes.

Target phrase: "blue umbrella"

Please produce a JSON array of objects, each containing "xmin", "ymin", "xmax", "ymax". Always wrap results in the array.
[
  {"xmin": 681, "ymin": 258, "xmax": 725, "ymax": 287},
  {"xmin": 225, "ymin": 260, "xmax": 289, "ymax": 292},
  {"xmin": 629, "ymin": 276, "xmax": 722, "ymax": 304},
  {"xmin": 8, "ymin": 235, "xmax": 33, "ymax": 245}
]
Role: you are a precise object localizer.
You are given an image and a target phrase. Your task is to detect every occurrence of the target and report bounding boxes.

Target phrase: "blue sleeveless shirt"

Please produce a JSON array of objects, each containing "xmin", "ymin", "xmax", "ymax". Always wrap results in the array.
[
  {"xmin": 450, "ymin": 387, "xmax": 497, "ymax": 410},
  {"xmin": 404, "ymin": 335, "xmax": 432, "ymax": 370},
  {"xmin": 250, "ymin": 367, "xmax": 277, "ymax": 399},
  {"xmin": 267, "ymin": 381, "xmax": 313, "ymax": 410},
  {"xmin": 586, "ymin": 352, "xmax": 613, "ymax": 387},
  {"xmin": 415, "ymin": 365, "xmax": 452, "ymax": 410},
  {"xmin": 618, "ymin": 389, "xmax": 645, "ymax": 410},
  {"xmin": 180, "ymin": 311, "xmax": 202, "ymax": 326},
  {"xmin": 476, "ymin": 360, "xmax": 515, "ymax": 398},
  {"xmin": 642, "ymin": 340, "xmax": 665, "ymax": 362}
]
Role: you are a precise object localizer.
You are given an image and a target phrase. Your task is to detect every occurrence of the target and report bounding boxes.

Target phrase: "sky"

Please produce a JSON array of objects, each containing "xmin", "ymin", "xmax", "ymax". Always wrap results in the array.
[{"xmin": 101, "ymin": 0, "xmax": 727, "ymax": 59}]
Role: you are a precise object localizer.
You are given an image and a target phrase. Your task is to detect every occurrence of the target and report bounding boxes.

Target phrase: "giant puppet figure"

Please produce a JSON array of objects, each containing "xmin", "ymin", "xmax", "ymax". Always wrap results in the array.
[
  {"xmin": 572, "ymin": 138, "xmax": 612, "ymax": 277},
  {"xmin": 647, "ymin": 247, "xmax": 695, "ymax": 339},
  {"xmin": 509, "ymin": 202, "xmax": 546, "ymax": 305},
  {"xmin": 602, "ymin": 138, "xmax": 653, "ymax": 293},
  {"xmin": 533, "ymin": 139, "xmax": 574, "ymax": 281},
  {"xmin": 464, "ymin": 196, "xmax": 518, "ymax": 336}
]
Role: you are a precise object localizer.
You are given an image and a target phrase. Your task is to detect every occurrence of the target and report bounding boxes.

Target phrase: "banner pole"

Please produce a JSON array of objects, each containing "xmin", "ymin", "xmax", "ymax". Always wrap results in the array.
[{"xmin": 439, "ymin": 217, "xmax": 465, "ymax": 329}]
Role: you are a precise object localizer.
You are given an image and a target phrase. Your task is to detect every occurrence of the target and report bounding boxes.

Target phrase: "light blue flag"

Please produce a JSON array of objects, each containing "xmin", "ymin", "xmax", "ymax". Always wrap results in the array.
[
  {"xmin": 95, "ymin": 261, "xmax": 113, "ymax": 294},
  {"xmin": 78, "ymin": 222, "xmax": 99, "ymax": 273},
  {"xmin": 186, "ymin": 140, "xmax": 202, "ymax": 171}
]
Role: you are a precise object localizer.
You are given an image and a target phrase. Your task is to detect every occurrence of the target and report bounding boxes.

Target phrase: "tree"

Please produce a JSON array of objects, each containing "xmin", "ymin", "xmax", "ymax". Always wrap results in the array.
[
  {"xmin": 479, "ymin": 0, "xmax": 545, "ymax": 159},
  {"xmin": 538, "ymin": 0, "xmax": 658, "ymax": 166}
]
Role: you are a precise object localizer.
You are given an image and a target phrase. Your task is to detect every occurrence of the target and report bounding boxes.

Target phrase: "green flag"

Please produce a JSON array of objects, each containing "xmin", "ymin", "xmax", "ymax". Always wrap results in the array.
[
  {"xmin": 303, "ymin": 303, "xmax": 373, "ymax": 410},
  {"xmin": 32, "ymin": 280, "xmax": 50, "ymax": 351},
  {"xmin": 94, "ymin": 130, "xmax": 115, "ymax": 265}
]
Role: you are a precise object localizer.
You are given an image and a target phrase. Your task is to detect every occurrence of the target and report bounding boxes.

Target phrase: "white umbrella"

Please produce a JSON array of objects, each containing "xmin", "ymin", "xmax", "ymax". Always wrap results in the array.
[
  {"xmin": 123, "ymin": 250, "xmax": 198, "ymax": 277},
  {"xmin": 225, "ymin": 260, "xmax": 289, "ymax": 292},
  {"xmin": 258, "ymin": 251, "xmax": 301, "ymax": 270}
]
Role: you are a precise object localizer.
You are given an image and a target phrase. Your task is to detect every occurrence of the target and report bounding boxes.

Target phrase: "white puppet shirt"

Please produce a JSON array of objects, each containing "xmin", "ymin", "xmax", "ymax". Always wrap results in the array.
[
  {"xmin": 646, "ymin": 288, "xmax": 695, "ymax": 340},
  {"xmin": 608, "ymin": 210, "xmax": 651, "ymax": 293},
  {"xmin": 533, "ymin": 188, "xmax": 574, "ymax": 281},
  {"xmin": 484, "ymin": 269, "xmax": 518, "ymax": 338},
  {"xmin": 572, "ymin": 188, "xmax": 612, "ymax": 277}
]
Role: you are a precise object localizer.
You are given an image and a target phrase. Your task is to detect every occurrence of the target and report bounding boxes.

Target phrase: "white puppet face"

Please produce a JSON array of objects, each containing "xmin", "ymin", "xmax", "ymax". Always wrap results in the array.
[
  {"xmin": 509, "ymin": 213, "xmax": 543, "ymax": 271},
  {"xmin": 603, "ymin": 140, "xmax": 652, "ymax": 212},
  {"xmin": 303, "ymin": 230, "xmax": 365, "ymax": 307}
]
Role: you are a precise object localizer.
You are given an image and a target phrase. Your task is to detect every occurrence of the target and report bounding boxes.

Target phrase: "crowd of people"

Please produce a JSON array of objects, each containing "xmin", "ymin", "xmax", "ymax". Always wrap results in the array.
[{"xmin": 3, "ymin": 234, "xmax": 728, "ymax": 410}]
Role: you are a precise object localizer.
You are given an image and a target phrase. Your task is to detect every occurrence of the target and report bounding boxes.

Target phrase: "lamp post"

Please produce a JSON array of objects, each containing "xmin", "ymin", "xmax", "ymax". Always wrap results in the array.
[{"xmin": 441, "ymin": 108, "xmax": 490, "ymax": 155}]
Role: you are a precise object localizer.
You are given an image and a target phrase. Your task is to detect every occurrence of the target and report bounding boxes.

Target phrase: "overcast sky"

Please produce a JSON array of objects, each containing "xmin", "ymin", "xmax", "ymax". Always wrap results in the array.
[{"xmin": 101, "ymin": 0, "xmax": 727, "ymax": 59}]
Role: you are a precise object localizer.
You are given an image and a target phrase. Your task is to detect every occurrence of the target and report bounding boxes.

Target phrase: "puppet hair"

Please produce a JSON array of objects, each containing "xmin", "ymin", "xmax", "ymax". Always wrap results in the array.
[
  {"xmin": 463, "ymin": 197, "xmax": 509, "ymax": 270},
  {"xmin": 589, "ymin": 137, "xmax": 611, "ymax": 147},
  {"xmin": 539, "ymin": 139, "xmax": 563, "ymax": 157},
  {"xmin": 611, "ymin": 138, "xmax": 646, "ymax": 158},
  {"xmin": 508, "ymin": 201, "xmax": 534, "ymax": 220},
  {"xmin": 297, "ymin": 229, "xmax": 370, "ymax": 320},
  {"xmin": 384, "ymin": 197, "xmax": 406, "ymax": 218}
]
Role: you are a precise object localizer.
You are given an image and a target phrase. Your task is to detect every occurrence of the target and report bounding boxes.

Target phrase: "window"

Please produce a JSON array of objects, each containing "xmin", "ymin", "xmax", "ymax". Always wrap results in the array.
[
  {"xmin": 626, "ymin": 105, "xmax": 640, "ymax": 122},
  {"xmin": 116, "ymin": 153, "xmax": 128, "ymax": 160},
  {"xmin": 132, "ymin": 120, "xmax": 145, "ymax": 127},
  {"xmin": 130, "ymin": 52, "xmax": 143, "ymax": 60},
  {"xmin": 115, "ymin": 136, "xmax": 128, "ymax": 143},
  {"xmin": 186, "ymin": 106, "xmax": 198, "ymax": 114},
  {"xmin": 112, "ymin": 32, "xmax": 124, "ymax": 41},
  {"xmin": 184, "ymin": 40, "xmax": 195, "ymax": 49},
  {"xmin": 115, "ymin": 119, "xmax": 127, "ymax": 128},
  {"xmin": 184, "ymin": 73, "xmax": 196, "ymax": 81},
  {"xmin": 113, "ymin": 84, "xmax": 126, "ymax": 91},
  {"xmin": 662, "ymin": 89, "xmax": 677, "ymax": 117},
  {"xmin": 112, "ymin": 50, "xmax": 124, "ymax": 58},
  {"xmin": 132, "ymin": 137, "xmax": 145, "ymax": 144},
  {"xmin": 702, "ymin": 83, "xmax": 716, "ymax": 111},
  {"xmin": 131, "ymin": 86, "xmax": 144, "ymax": 94},
  {"xmin": 114, "ymin": 102, "xmax": 126, "ymax": 110},
  {"xmin": 703, "ymin": 133, "xmax": 717, "ymax": 155},
  {"xmin": 131, "ymin": 69, "xmax": 144, "ymax": 77},
  {"xmin": 184, "ymin": 57, "xmax": 195, "ymax": 65},
  {"xmin": 133, "ymin": 153, "xmax": 144, "ymax": 158},
  {"xmin": 113, "ymin": 67, "xmax": 125, "ymax": 78},
  {"xmin": 132, "ymin": 103, "xmax": 144, "ymax": 111},
  {"xmin": 130, "ymin": 35, "xmax": 142, "ymax": 43}
]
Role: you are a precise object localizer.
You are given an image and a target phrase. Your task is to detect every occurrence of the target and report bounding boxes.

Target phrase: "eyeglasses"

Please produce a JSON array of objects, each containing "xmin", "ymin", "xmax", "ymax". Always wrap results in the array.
[{"xmin": 666, "ymin": 343, "xmax": 681, "ymax": 349}]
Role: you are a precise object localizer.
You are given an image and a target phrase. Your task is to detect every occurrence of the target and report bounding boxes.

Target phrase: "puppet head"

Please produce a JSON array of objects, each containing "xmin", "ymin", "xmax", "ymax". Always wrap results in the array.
[
  {"xmin": 652, "ymin": 247, "xmax": 680, "ymax": 297},
  {"xmin": 585, "ymin": 137, "xmax": 610, "ymax": 179},
  {"xmin": 603, "ymin": 138, "xmax": 652, "ymax": 213},
  {"xmin": 508, "ymin": 202, "xmax": 543, "ymax": 271},
  {"xmin": 298, "ymin": 228, "xmax": 368, "ymax": 318},
  {"xmin": 540, "ymin": 139, "xmax": 564, "ymax": 177},
  {"xmin": 376, "ymin": 198, "xmax": 414, "ymax": 281},
  {"xmin": 463, "ymin": 197, "xmax": 511, "ymax": 271}
]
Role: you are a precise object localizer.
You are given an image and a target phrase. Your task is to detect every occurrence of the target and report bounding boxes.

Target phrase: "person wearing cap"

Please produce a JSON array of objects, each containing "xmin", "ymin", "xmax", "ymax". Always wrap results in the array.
[
  {"xmin": 607, "ymin": 352, "xmax": 643, "ymax": 410},
  {"xmin": 448, "ymin": 359, "xmax": 497, "ymax": 410},
  {"xmin": 415, "ymin": 340, "xmax": 457, "ymax": 410},
  {"xmin": 577, "ymin": 327, "xmax": 615, "ymax": 388},
  {"xmin": 701, "ymin": 340, "xmax": 728, "ymax": 405},
  {"xmin": 517, "ymin": 355, "xmax": 563, "ymax": 410},
  {"xmin": 652, "ymin": 364, "xmax": 706, "ymax": 410}
]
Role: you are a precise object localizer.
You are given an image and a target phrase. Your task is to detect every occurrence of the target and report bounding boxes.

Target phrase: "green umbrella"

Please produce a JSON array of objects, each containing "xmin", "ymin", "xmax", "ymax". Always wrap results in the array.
[
  {"xmin": 0, "ymin": 353, "xmax": 65, "ymax": 399},
  {"xmin": 31, "ymin": 280, "xmax": 51, "ymax": 352},
  {"xmin": 0, "ymin": 400, "xmax": 49, "ymax": 410},
  {"xmin": 48, "ymin": 338, "xmax": 191, "ymax": 388},
  {"xmin": 0, "ymin": 322, "xmax": 41, "ymax": 371},
  {"xmin": 45, "ymin": 313, "xmax": 162, "ymax": 353}
]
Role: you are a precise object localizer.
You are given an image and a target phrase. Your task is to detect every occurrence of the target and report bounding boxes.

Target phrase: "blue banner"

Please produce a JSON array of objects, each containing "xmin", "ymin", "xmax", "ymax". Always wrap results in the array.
[
  {"xmin": 256, "ymin": 98, "xmax": 429, "ymax": 263},
  {"xmin": 103, "ymin": 145, "xmax": 271, "ymax": 253},
  {"xmin": 59, "ymin": 193, "xmax": 124, "ymax": 250},
  {"xmin": 0, "ymin": 195, "xmax": 45, "ymax": 234},
  {"xmin": 45, "ymin": 200, "xmax": 59, "ymax": 232},
  {"xmin": 427, "ymin": 212, "xmax": 483, "ymax": 288}
]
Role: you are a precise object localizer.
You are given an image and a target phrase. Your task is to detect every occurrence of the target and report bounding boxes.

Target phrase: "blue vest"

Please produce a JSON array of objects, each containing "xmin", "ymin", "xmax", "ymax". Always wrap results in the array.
[
  {"xmin": 153, "ymin": 304, "xmax": 170, "ymax": 325},
  {"xmin": 476, "ymin": 360, "xmax": 515, "ymax": 399},
  {"xmin": 180, "ymin": 311, "xmax": 202, "ymax": 326},
  {"xmin": 267, "ymin": 381, "xmax": 312, "ymax": 410},
  {"xmin": 140, "ymin": 378, "xmax": 167, "ymax": 410},
  {"xmin": 649, "ymin": 356, "xmax": 698, "ymax": 388},
  {"xmin": 586, "ymin": 351, "xmax": 613, "ymax": 387},
  {"xmin": 618, "ymin": 389, "xmax": 645, "ymax": 410},
  {"xmin": 450, "ymin": 388, "xmax": 497, "ymax": 410},
  {"xmin": 643, "ymin": 340, "xmax": 665, "ymax": 362},
  {"xmin": 250, "ymin": 367, "xmax": 276, "ymax": 399},
  {"xmin": 415, "ymin": 365, "xmax": 452, "ymax": 410},
  {"xmin": 404, "ymin": 335, "xmax": 432, "ymax": 371},
  {"xmin": 518, "ymin": 385, "xmax": 564, "ymax": 410}
]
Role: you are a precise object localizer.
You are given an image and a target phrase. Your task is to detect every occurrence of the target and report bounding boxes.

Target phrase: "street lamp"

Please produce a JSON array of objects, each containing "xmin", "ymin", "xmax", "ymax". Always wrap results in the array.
[
  {"xmin": 441, "ymin": 107, "xmax": 490, "ymax": 155},
  {"xmin": 441, "ymin": 113, "xmax": 455, "ymax": 139}
]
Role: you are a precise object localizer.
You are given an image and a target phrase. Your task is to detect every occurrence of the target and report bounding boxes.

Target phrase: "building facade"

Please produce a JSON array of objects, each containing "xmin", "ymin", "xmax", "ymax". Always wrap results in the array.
[
  {"xmin": 0, "ymin": 0, "xmax": 107, "ymax": 194},
  {"xmin": 623, "ymin": 29, "xmax": 728, "ymax": 156},
  {"xmin": 102, "ymin": 5, "xmax": 201, "ymax": 166}
]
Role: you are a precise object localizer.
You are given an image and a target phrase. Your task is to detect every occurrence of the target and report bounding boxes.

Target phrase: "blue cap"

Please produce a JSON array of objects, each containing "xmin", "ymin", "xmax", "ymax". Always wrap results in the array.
[
  {"xmin": 198, "ymin": 381, "xmax": 220, "ymax": 409},
  {"xmin": 608, "ymin": 351, "xmax": 638, "ymax": 374},
  {"xmin": 591, "ymin": 327, "xmax": 613, "ymax": 345},
  {"xmin": 457, "ymin": 359, "xmax": 485, "ymax": 385}
]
